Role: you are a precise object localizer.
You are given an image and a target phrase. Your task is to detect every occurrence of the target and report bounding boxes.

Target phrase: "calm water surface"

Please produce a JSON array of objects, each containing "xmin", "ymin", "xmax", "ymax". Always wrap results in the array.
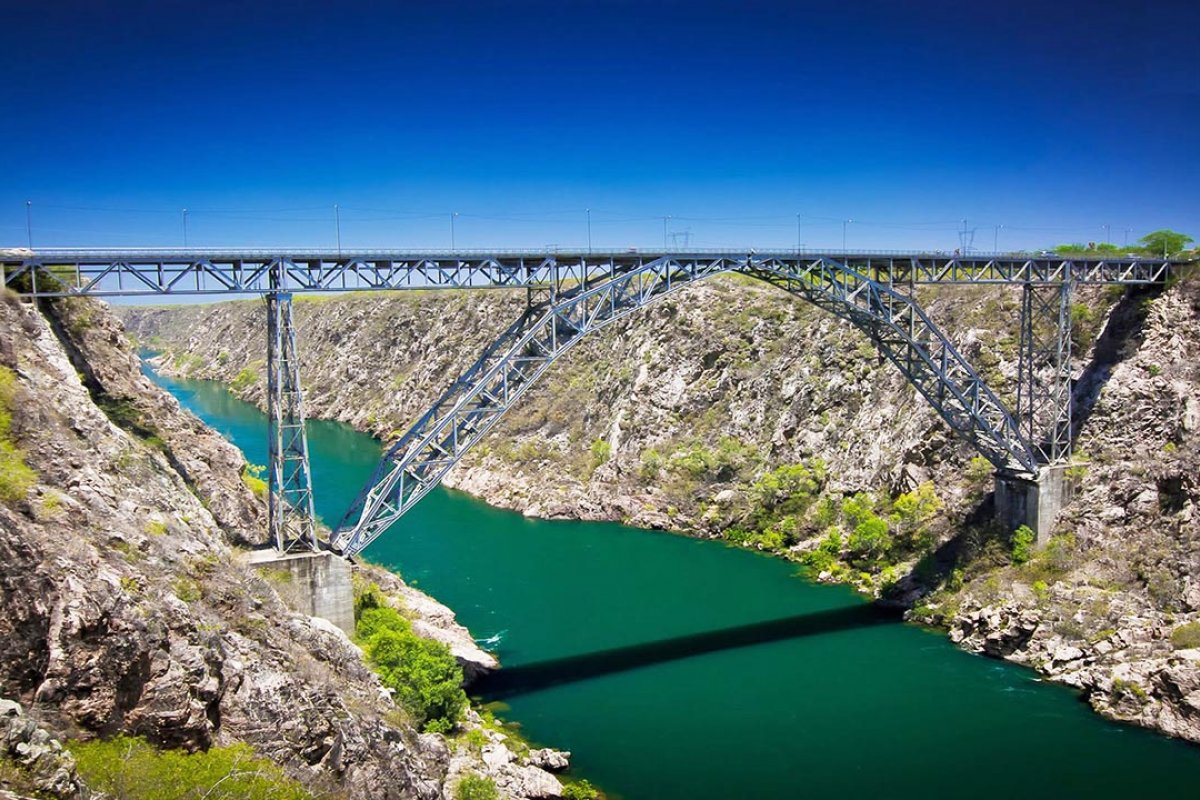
[{"xmin": 147, "ymin": 366, "xmax": 1200, "ymax": 799}]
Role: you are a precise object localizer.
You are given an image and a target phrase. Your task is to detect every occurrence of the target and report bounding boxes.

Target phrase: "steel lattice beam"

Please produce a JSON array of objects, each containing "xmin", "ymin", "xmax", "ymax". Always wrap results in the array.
[
  {"xmin": 332, "ymin": 256, "xmax": 1044, "ymax": 556},
  {"xmin": 0, "ymin": 249, "xmax": 1175, "ymax": 298}
]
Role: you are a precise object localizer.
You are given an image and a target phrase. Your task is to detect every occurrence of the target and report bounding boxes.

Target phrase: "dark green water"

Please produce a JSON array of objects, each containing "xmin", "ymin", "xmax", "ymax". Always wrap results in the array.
[{"xmin": 147, "ymin": 366, "xmax": 1200, "ymax": 799}]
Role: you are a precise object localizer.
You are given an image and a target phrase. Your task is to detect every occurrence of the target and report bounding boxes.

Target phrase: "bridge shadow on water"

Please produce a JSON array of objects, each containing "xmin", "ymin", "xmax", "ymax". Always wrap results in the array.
[{"xmin": 473, "ymin": 603, "xmax": 901, "ymax": 699}]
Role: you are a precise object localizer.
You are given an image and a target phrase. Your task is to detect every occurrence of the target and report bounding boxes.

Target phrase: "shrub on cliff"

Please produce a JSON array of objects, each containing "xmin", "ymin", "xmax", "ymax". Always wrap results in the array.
[
  {"xmin": 68, "ymin": 735, "xmax": 311, "ymax": 800},
  {"xmin": 355, "ymin": 602, "xmax": 467, "ymax": 733}
]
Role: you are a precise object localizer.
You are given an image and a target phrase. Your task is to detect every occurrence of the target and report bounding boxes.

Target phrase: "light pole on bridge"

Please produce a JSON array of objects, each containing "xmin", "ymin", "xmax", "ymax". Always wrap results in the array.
[
  {"xmin": 586, "ymin": 208, "xmax": 592, "ymax": 254},
  {"xmin": 25, "ymin": 200, "xmax": 32, "ymax": 249},
  {"xmin": 842, "ymin": 219, "xmax": 853, "ymax": 251},
  {"xmin": 994, "ymin": 224, "xmax": 1005, "ymax": 253},
  {"xmin": 451, "ymin": 212, "xmax": 458, "ymax": 251},
  {"xmin": 334, "ymin": 204, "xmax": 342, "ymax": 256},
  {"xmin": 1103, "ymin": 224, "xmax": 1111, "ymax": 246},
  {"xmin": 181, "ymin": 208, "xmax": 188, "ymax": 248}
]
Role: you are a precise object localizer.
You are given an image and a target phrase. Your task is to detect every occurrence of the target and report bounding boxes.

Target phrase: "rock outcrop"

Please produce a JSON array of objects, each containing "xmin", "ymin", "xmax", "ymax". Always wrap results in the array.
[{"xmin": 0, "ymin": 292, "xmax": 561, "ymax": 798}]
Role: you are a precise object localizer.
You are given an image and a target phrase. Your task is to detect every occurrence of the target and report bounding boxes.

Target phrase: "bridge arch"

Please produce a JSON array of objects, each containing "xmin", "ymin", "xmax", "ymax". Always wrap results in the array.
[{"xmin": 333, "ymin": 255, "xmax": 1036, "ymax": 556}]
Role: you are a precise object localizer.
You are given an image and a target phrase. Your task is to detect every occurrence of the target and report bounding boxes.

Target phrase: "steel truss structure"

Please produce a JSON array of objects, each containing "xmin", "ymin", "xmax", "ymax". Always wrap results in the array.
[
  {"xmin": 265, "ymin": 288, "xmax": 318, "ymax": 553},
  {"xmin": 331, "ymin": 254, "xmax": 1130, "ymax": 556},
  {"xmin": 2, "ymin": 249, "xmax": 1175, "ymax": 555}
]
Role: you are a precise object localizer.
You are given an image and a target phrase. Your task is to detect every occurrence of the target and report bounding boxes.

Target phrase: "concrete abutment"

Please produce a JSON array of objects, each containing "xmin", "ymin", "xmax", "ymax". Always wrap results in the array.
[
  {"xmin": 244, "ymin": 550, "xmax": 355, "ymax": 634},
  {"xmin": 994, "ymin": 465, "xmax": 1072, "ymax": 546}
]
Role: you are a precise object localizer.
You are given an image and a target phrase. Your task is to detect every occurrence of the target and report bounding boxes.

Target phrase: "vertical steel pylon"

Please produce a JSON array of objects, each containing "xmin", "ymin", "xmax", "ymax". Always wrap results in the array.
[
  {"xmin": 266, "ymin": 265, "xmax": 317, "ymax": 552},
  {"xmin": 1016, "ymin": 266, "xmax": 1074, "ymax": 466}
]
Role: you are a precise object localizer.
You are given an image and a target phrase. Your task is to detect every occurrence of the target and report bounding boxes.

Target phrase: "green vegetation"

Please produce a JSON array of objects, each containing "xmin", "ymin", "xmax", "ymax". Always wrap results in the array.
[
  {"xmin": 455, "ymin": 774, "xmax": 499, "ymax": 800},
  {"xmin": 354, "ymin": 584, "xmax": 467, "ymax": 733},
  {"xmin": 563, "ymin": 780, "xmax": 602, "ymax": 800},
  {"xmin": 241, "ymin": 463, "xmax": 267, "ymax": 498},
  {"xmin": 0, "ymin": 366, "xmax": 36, "ymax": 503},
  {"xmin": 588, "ymin": 438, "xmax": 612, "ymax": 474},
  {"xmin": 1138, "ymin": 229, "xmax": 1193, "ymax": 259},
  {"xmin": 173, "ymin": 577, "xmax": 202, "ymax": 603},
  {"xmin": 1170, "ymin": 621, "xmax": 1200, "ymax": 650},
  {"xmin": 144, "ymin": 519, "xmax": 168, "ymax": 536},
  {"xmin": 1010, "ymin": 525, "xmax": 1036, "ymax": 565},
  {"xmin": 67, "ymin": 735, "xmax": 311, "ymax": 800},
  {"xmin": 1050, "ymin": 229, "xmax": 1193, "ymax": 258},
  {"xmin": 231, "ymin": 367, "xmax": 257, "ymax": 393}
]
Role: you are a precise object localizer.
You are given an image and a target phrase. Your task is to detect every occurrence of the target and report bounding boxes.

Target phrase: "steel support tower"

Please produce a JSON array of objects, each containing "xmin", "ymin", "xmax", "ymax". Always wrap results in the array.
[{"xmin": 265, "ymin": 267, "xmax": 317, "ymax": 553}]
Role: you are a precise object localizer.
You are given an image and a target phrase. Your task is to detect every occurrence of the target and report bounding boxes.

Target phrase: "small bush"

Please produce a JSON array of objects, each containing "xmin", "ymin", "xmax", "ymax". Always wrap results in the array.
[
  {"xmin": 357, "ymin": 604, "xmax": 466, "ymax": 732},
  {"xmin": 68, "ymin": 735, "xmax": 311, "ymax": 800},
  {"xmin": 1011, "ymin": 525, "xmax": 1036, "ymax": 564},
  {"xmin": 563, "ymin": 780, "xmax": 601, "ymax": 800},
  {"xmin": 1170, "ymin": 621, "xmax": 1200, "ymax": 650},
  {"xmin": 588, "ymin": 438, "xmax": 612, "ymax": 473},
  {"xmin": 231, "ymin": 367, "xmax": 257, "ymax": 393},
  {"xmin": 455, "ymin": 774, "xmax": 499, "ymax": 800},
  {"xmin": 241, "ymin": 464, "xmax": 267, "ymax": 498}
]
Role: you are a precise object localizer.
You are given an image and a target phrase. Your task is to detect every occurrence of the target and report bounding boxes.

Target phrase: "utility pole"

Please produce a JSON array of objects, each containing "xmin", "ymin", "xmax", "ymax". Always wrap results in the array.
[
  {"xmin": 586, "ymin": 208, "xmax": 592, "ymax": 254},
  {"xmin": 182, "ymin": 208, "xmax": 188, "ymax": 247},
  {"xmin": 334, "ymin": 204, "xmax": 342, "ymax": 256},
  {"xmin": 25, "ymin": 200, "xmax": 32, "ymax": 249}
]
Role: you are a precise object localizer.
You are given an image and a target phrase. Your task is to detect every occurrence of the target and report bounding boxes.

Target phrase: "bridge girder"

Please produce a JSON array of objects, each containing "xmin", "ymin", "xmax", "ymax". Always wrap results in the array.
[
  {"xmin": 0, "ymin": 249, "xmax": 1173, "ymax": 298},
  {"xmin": 331, "ymin": 255, "xmax": 1049, "ymax": 557}
]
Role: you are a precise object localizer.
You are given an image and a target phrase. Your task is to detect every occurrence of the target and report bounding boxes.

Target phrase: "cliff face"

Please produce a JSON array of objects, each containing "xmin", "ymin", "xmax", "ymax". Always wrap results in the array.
[
  {"xmin": 119, "ymin": 273, "xmax": 1200, "ymax": 745},
  {"xmin": 0, "ymin": 293, "xmax": 563, "ymax": 799}
]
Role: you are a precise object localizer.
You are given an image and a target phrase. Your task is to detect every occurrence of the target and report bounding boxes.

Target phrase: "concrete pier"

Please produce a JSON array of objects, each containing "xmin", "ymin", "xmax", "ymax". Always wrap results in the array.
[
  {"xmin": 994, "ymin": 465, "xmax": 1071, "ymax": 545},
  {"xmin": 244, "ymin": 550, "xmax": 355, "ymax": 634}
]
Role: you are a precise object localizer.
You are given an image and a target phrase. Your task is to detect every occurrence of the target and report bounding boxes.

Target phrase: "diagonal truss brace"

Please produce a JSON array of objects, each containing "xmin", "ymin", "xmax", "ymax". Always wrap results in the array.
[
  {"xmin": 266, "ymin": 277, "xmax": 318, "ymax": 553},
  {"xmin": 332, "ymin": 256, "xmax": 1040, "ymax": 557}
]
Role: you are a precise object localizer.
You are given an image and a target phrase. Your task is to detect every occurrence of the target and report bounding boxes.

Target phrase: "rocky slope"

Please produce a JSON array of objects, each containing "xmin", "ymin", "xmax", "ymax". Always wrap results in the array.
[
  {"xmin": 0, "ymin": 292, "xmax": 567, "ymax": 799},
  {"xmin": 120, "ymin": 272, "xmax": 1200, "ymax": 745}
]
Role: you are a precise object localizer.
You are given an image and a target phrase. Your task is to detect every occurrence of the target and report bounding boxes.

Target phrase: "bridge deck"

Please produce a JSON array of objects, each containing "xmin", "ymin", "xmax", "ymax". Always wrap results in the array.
[{"xmin": 1, "ymin": 249, "xmax": 1175, "ymax": 297}]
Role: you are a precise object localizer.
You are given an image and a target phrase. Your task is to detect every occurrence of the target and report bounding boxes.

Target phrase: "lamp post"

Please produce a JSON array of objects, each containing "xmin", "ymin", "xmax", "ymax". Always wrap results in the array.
[
  {"xmin": 25, "ymin": 200, "xmax": 32, "ymax": 249},
  {"xmin": 796, "ymin": 212, "xmax": 802, "ymax": 253},
  {"xmin": 994, "ymin": 224, "xmax": 1004, "ymax": 253},
  {"xmin": 182, "ymin": 208, "xmax": 188, "ymax": 247},
  {"xmin": 334, "ymin": 204, "xmax": 342, "ymax": 255},
  {"xmin": 451, "ymin": 212, "xmax": 458, "ymax": 251},
  {"xmin": 586, "ymin": 208, "xmax": 592, "ymax": 254},
  {"xmin": 1102, "ymin": 223, "xmax": 1110, "ymax": 246},
  {"xmin": 842, "ymin": 219, "xmax": 853, "ymax": 251},
  {"xmin": 663, "ymin": 215, "xmax": 671, "ymax": 250}
]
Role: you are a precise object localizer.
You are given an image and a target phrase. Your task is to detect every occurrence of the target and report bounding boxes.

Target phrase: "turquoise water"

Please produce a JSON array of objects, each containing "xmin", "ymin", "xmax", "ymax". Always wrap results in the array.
[{"xmin": 147, "ymin": 367, "xmax": 1200, "ymax": 799}]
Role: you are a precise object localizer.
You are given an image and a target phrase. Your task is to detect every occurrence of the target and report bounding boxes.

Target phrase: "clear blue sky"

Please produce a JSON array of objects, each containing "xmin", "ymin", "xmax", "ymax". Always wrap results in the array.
[{"xmin": 3, "ymin": 0, "xmax": 1197, "ymax": 251}]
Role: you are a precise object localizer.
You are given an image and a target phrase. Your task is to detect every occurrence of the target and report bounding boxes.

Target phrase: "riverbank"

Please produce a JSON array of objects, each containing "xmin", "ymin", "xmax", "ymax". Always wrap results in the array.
[{"xmin": 118, "ymin": 273, "xmax": 1200, "ymax": 746}]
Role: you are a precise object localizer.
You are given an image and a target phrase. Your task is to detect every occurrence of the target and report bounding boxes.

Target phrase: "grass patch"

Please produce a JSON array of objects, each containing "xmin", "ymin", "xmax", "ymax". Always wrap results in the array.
[
  {"xmin": 455, "ymin": 774, "xmax": 499, "ymax": 800},
  {"xmin": 68, "ymin": 735, "xmax": 311, "ymax": 800},
  {"xmin": 1170, "ymin": 621, "xmax": 1200, "ymax": 650},
  {"xmin": 0, "ymin": 366, "xmax": 36, "ymax": 503},
  {"xmin": 241, "ymin": 464, "xmax": 267, "ymax": 498}
]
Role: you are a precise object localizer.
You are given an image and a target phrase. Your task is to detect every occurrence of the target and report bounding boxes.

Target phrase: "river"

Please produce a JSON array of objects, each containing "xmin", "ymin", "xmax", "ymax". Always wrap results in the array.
[{"xmin": 146, "ymin": 366, "xmax": 1200, "ymax": 799}]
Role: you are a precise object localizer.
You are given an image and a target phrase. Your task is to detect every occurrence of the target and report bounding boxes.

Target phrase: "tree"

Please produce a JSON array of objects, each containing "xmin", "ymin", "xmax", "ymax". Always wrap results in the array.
[{"xmin": 1137, "ymin": 229, "xmax": 1193, "ymax": 258}]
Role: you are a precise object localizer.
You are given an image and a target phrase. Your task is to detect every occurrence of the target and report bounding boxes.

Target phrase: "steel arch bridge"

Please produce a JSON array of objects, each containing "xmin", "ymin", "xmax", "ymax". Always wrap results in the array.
[{"xmin": 1, "ymin": 248, "xmax": 1175, "ymax": 556}]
